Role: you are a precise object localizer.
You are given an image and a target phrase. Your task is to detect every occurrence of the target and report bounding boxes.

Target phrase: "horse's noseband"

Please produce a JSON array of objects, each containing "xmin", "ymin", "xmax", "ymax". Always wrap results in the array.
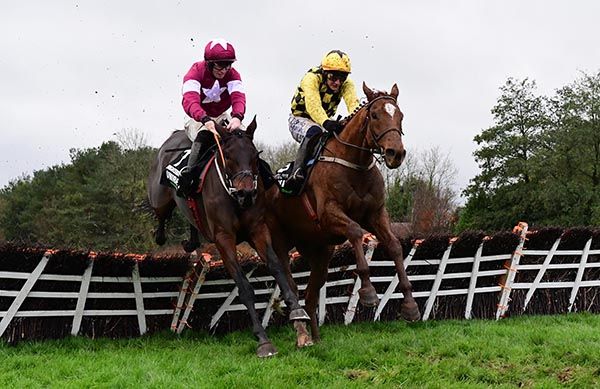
[
  {"xmin": 366, "ymin": 96, "xmax": 404, "ymax": 153},
  {"xmin": 230, "ymin": 170, "xmax": 258, "ymax": 209},
  {"xmin": 215, "ymin": 159, "xmax": 258, "ymax": 208}
]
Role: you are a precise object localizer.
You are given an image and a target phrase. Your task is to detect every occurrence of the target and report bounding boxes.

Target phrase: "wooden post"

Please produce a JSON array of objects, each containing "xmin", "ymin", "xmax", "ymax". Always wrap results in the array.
[
  {"xmin": 209, "ymin": 268, "xmax": 255, "ymax": 330},
  {"xmin": 496, "ymin": 222, "xmax": 528, "ymax": 320},
  {"xmin": 465, "ymin": 242, "xmax": 484, "ymax": 319},
  {"xmin": 171, "ymin": 267, "xmax": 195, "ymax": 332},
  {"xmin": 318, "ymin": 284, "xmax": 327, "ymax": 326},
  {"xmin": 71, "ymin": 257, "xmax": 94, "ymax": 335},
  {"xmin": 261, "ymin": 285, "xmax": 280, "ymax": 328},
  {"xmin": 0, "ymin": 252, "xmax": 51, "ymax": 337},
  {"xmin": 568, "ymin": 238, "xmax": 592, "ymax": 312},
  {"xmin": 522, "ymin": 237, "xmax": 561, "ymax": 312},
  {"xmin": 176, "ymin": 260, "xmax": 210, "ymax": 334},
  {"xmin": 374, "ymin": 243, "xmax": 418, "ymax": 321},
  {"xmin": 131, "ymin": 262, "xmax": 147, "ymax": 335},
  {"xmin": 422, "ymin": 241, "xmax": 454, "ymax": 321}
]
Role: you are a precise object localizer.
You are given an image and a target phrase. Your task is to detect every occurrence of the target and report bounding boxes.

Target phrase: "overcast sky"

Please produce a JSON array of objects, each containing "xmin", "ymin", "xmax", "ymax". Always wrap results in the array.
[{"xmin": 2, "ymin": 1, "xmax": 599, "ymax": 198}]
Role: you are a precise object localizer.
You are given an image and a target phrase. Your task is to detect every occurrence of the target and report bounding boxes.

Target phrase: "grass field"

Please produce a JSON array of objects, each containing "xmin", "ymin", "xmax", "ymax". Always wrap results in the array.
[{"xmin": 1, "ymin": 313, "xmax": 600, "ymax": 388}]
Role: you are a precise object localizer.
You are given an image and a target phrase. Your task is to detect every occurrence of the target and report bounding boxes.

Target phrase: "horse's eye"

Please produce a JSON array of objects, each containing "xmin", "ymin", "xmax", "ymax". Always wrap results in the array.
[{"xmin": 371, "ymin": 112, "xmax": 378, "ymax": 120}]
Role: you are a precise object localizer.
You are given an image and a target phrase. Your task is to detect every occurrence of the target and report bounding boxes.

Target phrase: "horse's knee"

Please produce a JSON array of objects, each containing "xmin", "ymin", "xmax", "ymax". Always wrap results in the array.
[{"xmin": 345, "ymin": 223, "xmax": 364, "ymax": 242}]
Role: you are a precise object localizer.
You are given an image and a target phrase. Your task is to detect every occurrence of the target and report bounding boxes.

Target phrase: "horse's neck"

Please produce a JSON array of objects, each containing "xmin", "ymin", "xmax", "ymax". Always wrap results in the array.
[{"xmin": 326, "ymin": 110, "xmax": 373, "ymax": 164}]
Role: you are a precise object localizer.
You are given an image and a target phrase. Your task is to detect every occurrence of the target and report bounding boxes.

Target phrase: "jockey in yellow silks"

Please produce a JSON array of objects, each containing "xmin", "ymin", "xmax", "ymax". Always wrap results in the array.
[{"xmin": 286, "ymin": 50, "xmax": 360, "ymax": 186}]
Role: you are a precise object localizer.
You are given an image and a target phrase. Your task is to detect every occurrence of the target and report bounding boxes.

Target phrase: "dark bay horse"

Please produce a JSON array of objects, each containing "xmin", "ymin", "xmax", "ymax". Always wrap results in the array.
[
  {"xmin": 147, "ymin": 118, "xmax": 310, "ymax": 357},
  {"xmin": 266, "ymin": 83, "xmax": 421, "ymax": 343}
]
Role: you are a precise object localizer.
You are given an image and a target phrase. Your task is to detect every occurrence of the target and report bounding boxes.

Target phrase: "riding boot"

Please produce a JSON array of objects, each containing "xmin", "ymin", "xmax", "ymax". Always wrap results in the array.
[
  {"xmin": 177, "ymin": 134, "xmax": 204, "ymax": 197},
  {"xmin": 286, "ymin": 135, "xmax": 313, "ymax": 187}
]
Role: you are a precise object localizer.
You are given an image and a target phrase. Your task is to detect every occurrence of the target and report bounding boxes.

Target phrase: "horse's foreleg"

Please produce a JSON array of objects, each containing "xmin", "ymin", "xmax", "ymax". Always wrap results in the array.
[
  {"xmin": 250, "ymin": 225, "xmax": 312, "ymax": 348},
  {"xmin": 182, "ymin": 224, "xmax": 200, "ymax": 253},
  {"xmin": 270, "ymin": 225, "xmax": 299, "ymax": 297},
  {"xmin": 214, "ymin": 231, "xmax": 277, "ymax": 358},
  {"xmin": 299, "ymin": 245, "xmax": 332, "ymax": 342},
  {"xmin": 368, "ymin": 208, "xmax": 420, "ymax": 322},
  {"xmin": 322, "ymin": 208, "xmax": 379, "ymax": 307}
]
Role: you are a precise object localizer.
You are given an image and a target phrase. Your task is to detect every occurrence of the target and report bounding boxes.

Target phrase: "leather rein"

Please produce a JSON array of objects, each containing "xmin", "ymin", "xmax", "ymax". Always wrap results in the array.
[
  {"xmin": 213, "ymin": 133, "xmax": 258, "ymax": 199},
  {"xmin": 320, "ymin": 95, "xmax": 404, "ymax": 171}
]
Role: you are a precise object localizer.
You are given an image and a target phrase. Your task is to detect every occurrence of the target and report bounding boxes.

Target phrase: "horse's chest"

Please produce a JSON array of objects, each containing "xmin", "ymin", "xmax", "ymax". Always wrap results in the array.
[{"xmin": 334, "ymin": 183, "xmax": 375, "ymax": 213}]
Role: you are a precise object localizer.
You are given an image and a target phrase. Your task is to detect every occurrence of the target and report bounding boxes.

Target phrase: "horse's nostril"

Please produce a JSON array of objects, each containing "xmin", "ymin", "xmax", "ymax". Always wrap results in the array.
[{"xmin": 385, "ymin": 149, "xmax": 397, "ymax": 159}]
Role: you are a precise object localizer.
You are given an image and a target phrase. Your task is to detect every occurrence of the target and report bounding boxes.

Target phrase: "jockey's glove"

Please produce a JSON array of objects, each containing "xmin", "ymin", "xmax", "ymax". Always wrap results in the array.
[{"xmin": 323, "ymin": 120, "xmax": 344, "ymax": 134}]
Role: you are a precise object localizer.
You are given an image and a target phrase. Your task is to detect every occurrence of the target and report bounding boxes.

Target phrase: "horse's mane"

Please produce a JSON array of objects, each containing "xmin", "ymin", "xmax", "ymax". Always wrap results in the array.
[
  {"xmin": 342, "ymin": 90, "xmax": 393, "ymax": 123},
  {"xmin": 342, "ymin": 100, "xmax": 368, "ymax": 123}
]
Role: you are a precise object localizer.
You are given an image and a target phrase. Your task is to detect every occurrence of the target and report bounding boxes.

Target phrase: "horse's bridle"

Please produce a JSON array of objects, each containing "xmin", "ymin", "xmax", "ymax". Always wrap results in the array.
[
  {"xmin": 214, "ymin": 135, "xmax": 258, "ymax": 200},
  {"xmin": 322, "ymin": 95, "xmax": 404, "ymax": 170}
]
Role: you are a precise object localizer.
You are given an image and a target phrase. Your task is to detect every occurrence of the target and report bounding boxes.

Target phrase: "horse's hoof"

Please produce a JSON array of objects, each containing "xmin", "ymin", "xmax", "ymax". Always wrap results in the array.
[
  {"xmin": 359, "ymin": 286, "xmax": 379, "ymax": 307},
  {"xmin": 294, "ymin": 321, "xmax": 313, "ymax": 348},
  {"xmin": 181, "ymin": 239, "xmax": 199, "ymax": 253},
  {"xmin": 256, "ymin": 341, "xmax": 278, "ymax": 358},
  {"xmin": 400, "ymin": 301, "xmax": 421, "ymax": 322},
  {"xmin": 296, "ymin": 333, "xmax": 314, "ymax": 348},
  {"xmin": 289, "ymin": 308, "xmax": 310, "ymax": 321}
]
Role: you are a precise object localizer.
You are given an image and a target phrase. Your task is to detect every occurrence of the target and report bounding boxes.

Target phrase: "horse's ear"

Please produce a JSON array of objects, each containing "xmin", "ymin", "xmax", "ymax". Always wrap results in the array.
[
  {"xmin": 245, "ymin": 115, "xmax": 257, "ymax": 140},
  {"xmin": 390, "ymin": 84, "xmax": 399, "ymax": 100},
  {"xmin": 363, "ymin": 82, "xmax": 375, "ymax": 101}
]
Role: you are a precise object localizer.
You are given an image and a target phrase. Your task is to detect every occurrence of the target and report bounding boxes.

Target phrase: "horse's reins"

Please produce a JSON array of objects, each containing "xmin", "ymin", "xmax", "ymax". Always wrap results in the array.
[
  {"xmin": 320, "ymin": 95, "xmax": 404, "ymax": 171},
  {"xmin": 213, "ymin": 132, "xmax": 258, "ymax": 198}
]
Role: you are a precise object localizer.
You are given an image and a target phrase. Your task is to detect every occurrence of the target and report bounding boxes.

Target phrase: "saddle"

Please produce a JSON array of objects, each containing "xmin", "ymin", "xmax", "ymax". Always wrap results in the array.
[
  {"xmin": 161, "ymin": 146, "xmax": 277, "ymax": 197},
  {"xmin": 275, "ymin": 132, "xmax": 329, "ymax": 196},
  {"xmin": 161, "ymin": 146, "xmax": 216, "ymax": 197}
]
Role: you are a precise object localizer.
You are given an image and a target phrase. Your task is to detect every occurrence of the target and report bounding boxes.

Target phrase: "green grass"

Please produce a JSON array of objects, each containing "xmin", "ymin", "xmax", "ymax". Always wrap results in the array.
[{"xmin": 2, "ymin": 314, "xmax": 600, "ymax": 388}]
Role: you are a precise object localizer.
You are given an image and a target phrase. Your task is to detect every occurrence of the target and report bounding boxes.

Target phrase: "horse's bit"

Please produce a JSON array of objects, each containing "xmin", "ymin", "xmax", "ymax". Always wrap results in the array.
[{"xmin": 214, "ymin": 151, "xmax": 258, "ymax": 201}]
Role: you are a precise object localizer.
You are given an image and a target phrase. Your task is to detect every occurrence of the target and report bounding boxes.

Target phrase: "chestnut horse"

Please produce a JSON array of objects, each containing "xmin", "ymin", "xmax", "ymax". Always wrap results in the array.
[
  {"xmin": 266, "ymin": 83, "xmax": 421, "ymax": 343},
  {"xmin": 147, "ymin": 118, "xmax": 309, "ymax": 357}
]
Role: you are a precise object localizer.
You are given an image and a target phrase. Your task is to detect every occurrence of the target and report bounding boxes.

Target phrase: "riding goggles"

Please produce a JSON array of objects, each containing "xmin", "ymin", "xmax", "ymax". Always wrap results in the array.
[
  {"xmin": 212, "ymin": 61, "xmax": 233, "ymax": 71},
  {"xmin": 326, "ymin": 71, "xmax": 348, "ymax": 83}
]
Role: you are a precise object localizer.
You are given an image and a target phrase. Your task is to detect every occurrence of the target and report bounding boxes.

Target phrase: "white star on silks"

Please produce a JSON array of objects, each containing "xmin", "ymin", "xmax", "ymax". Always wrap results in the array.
[
  {"xmin": 202, "ymin": 80, "xmax": 226, "ymax": 103},
  {"xmin": 209, "ymin": 38, "xmax": 230, "ymax": 50}
]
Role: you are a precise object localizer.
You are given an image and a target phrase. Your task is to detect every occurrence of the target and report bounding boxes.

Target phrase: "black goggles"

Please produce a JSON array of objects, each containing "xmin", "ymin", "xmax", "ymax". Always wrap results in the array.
[
  {"xmin": 326, "ymin": 72, "xmax": 348, "ymax": 83},
  {"xmin": 212, "ymin": 61, "xmax": 233, "ymax": 70}
]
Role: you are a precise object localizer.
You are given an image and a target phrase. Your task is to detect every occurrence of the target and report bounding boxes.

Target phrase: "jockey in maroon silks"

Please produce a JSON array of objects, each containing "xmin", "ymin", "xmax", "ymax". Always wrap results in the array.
[{"xmin": 178, "ymin": 38, "xmax": 247, "ymax": 196}]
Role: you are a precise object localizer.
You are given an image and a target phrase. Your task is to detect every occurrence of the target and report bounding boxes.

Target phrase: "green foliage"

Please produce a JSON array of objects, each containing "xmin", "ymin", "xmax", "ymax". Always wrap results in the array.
[
  {"xmin": 255, "ymin": 140, "xmax": 298, "ymax": 172},
  {"xmin": 460, "ymin": 71, "xmax": 600, "ymax": 231},
  {"xmin": 1, "ymin": 314, "xmax": 600, "ymax": 387},
  {"xmin": 385, "ymin": 174, "xmax": 416, "ymax": 222},
  {"xmin": 0, "ymin": 140, "xmax": 170, "ymax": 252}
]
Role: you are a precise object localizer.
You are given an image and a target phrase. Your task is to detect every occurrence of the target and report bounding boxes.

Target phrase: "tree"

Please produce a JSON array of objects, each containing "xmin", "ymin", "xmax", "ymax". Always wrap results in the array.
[
  {"xmin": 458, "ymin": 78, "xmax": 549, "ymax": 231},
  {"xmin": 533, "ymin": 71, "xmax": 600, "ymax": 225},
  {"xmin": 384, "ymin": 146, "xmax": 459, "ymax": 235},
  {"xmin": 0, "ymin": 137, "xmax": 182, "ymax": 252},
  {"xmin": 255, "ymin": 140, "xmax": 298, "ymax": 172}
]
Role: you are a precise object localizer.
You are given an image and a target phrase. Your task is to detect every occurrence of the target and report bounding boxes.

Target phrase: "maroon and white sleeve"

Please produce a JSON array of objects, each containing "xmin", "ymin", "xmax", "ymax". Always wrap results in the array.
[
  {"xmin": 181, "ymin": 63, "xmax": 207, "ymax": 121},
  {"xmin": 227, "ymin": 68, "xmax": 246, "ymax": 120}
]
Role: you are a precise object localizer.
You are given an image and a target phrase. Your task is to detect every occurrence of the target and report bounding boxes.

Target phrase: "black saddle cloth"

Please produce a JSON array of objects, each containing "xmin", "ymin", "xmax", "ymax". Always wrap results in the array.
[{"xmin": 161, "ymin": 147, "xmax": 277, "ymax": 194}]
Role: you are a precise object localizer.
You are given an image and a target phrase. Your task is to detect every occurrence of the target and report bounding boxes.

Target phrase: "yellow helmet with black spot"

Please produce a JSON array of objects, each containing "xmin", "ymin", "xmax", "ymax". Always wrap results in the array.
[{"xmin": 321, "ymin": 50, "xmax": 351, "ymax": 73}]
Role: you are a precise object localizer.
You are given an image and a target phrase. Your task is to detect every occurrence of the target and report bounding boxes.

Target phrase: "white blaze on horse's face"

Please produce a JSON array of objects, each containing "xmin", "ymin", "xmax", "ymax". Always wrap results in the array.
[{"xmin": 384, "ymin": 102, "xmax": 397, "ymax": 119}]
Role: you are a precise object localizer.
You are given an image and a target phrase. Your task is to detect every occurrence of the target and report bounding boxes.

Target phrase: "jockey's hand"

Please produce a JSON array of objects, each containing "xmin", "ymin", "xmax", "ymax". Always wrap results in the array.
[
  {"xmin": 203, "ymin": 120, "xmax": 218, "ymax": 136},
  {"xmin": 227, "ymin": 117, "xmax": 242, "ymax": 131},
  {"xmin": 323, "ymin": 119, "xmax": 344, "ymax": 134}
]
